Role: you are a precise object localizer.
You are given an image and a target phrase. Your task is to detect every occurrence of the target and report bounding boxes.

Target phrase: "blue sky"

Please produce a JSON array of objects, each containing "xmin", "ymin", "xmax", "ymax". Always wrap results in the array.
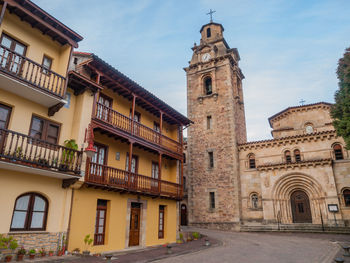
[{"xmin": 34, "ymin": 0, "xmax": 350, "ymax": 141}]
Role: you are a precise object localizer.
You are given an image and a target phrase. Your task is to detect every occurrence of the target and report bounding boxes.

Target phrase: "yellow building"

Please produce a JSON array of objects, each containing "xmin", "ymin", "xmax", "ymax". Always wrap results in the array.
[
  {"xmin": 0, "ymin": 0, "xmax": 84, "ymax": 251},
  {"xmin": 67, "ymin": 52, "xmax": 191, "ymax": 253}
]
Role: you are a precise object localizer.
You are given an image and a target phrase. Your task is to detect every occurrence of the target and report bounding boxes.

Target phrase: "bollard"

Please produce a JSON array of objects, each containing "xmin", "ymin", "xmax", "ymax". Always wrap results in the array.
[
  {"xmin": 205, "ymin": 238, "xmax": 211, "ymax": 246},
  {"xmin": 167, "ymin": 244, "xmax": 172, "ymax": 254},
  {"xmin": 105, "ymin": 254, "xmax": 113, "ymax": 263},
  {"xmin": 342, "ymin": 245, "xmax": 350, "ymax": 257},
  {"xmin": 334, "ymin": 258, "xmax": 344, "ymax": 263}
]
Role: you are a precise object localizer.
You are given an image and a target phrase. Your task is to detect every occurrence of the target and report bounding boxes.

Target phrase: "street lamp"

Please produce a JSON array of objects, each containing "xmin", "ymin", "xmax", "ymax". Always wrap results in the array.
[{"xmin": 84, "ymin": 123, "xmax": 96, "ymax": 158}]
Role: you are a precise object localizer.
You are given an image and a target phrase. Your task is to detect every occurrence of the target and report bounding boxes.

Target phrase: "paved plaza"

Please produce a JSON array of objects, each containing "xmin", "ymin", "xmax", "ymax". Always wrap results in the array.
[{"xmin": 157, "ymin": 228, "xmax": 350, "ymax": 263}]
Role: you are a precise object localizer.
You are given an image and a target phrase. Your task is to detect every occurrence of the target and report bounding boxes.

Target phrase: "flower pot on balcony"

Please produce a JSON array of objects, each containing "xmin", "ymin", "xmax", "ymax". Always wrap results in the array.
[
  {"xmin": 29, "ymin": 254, "xmax": 35, "ymax": 260},
  {"xmin": 58, "ymin": 164, "xmax": 68, "ymax": 172}
]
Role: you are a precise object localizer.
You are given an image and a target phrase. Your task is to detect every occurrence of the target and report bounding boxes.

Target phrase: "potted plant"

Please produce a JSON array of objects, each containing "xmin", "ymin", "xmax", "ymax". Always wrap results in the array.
[
  {"xmin": 16, "ymin": 247, "xmax": 26, "ymax": 261},
  {"xmin": 72, "ymin": 248, "xmax": 80, "ymax": 256},
  {"xmin": 0, "ymin": 234, "xmax": 6, "ymax": 261},
  {"xmin": 39, "ymin": 247, "xmax": 46, "ymax": 257},
  {"xmin": 12, "ymin": 147, "xmax": 23, "ymax": 160},
  {"xmin": 48, "ymin": 250, "xmax": 54, "ymax": 256},
  {"xmin": 4, "ymin": 254, "xmax": 12, "ymax": 262},
  {"xmin": 28, "ymin": 249, "xmax": 36, "ymax": 260},
  {"xmin": 82, "ymin": 234, "xmax": 93, "ymax": 256},
  {"xmin": 57, "ymin": 246, "xmax": 62, "ymax": 256},
  {"xmin": 59, "ymin": 139, "xmax": 78, "ymax": 171},
  {"xmin": 2, "ymin": 236, "xmax": 18, "ymax": 262},
  {"xmin": 192, "ymin": 232, "xmax": 200, "ymax": 240},
  {"xmin": 37, "ymin": 158, "xmax": 49, "ymax": 166}
]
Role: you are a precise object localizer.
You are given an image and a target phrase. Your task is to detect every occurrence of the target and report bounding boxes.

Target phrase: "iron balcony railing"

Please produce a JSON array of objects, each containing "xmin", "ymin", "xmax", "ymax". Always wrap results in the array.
[
  {"xmin": 94, "ymin": 103, "xmax": 182, "ymax": 155},
  {"xmin": 86, "ymin": 162, "xmax": 182, "ymax": 199},
  {"xmin": 0, "ymin": 128, "xmax": 82, "ymax": 174},
  {"xmin": 0, "ymin": 45, "xmax": 66, "ymax": 98}
]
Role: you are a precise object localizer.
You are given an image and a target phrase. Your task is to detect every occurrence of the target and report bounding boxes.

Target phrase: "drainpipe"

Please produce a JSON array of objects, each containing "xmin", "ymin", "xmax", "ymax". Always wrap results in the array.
[{"xmin": 65, "ymin": 188, "xmax": 75, "ymax": 251}]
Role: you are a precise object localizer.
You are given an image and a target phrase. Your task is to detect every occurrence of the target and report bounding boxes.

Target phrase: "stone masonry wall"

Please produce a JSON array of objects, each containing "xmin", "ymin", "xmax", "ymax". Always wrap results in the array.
[{"xmin": 4, "ymin": 232, "xmax": 66, "ymax": 252}]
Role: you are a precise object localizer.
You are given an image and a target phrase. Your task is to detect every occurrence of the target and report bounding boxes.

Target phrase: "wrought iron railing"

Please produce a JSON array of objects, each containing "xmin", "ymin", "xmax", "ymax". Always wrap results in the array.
[
  {"xmin": 86, "ymin": 162, "xmax": 182, "ymax": 199},
  {"xmin": 94, "ymin": 103, "xmax": 182, "ymax": 154},
  {"xmin": 0, "ymin": 128, "xmax": 82, "ymax": 174},
  {"xmin": 0, "ymin": 45, "xmax": 66, "ymax": 98}
]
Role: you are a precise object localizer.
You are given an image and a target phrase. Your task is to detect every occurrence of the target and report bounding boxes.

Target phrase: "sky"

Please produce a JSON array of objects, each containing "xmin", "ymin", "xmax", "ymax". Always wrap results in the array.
[{"xmin": 34, "ymin": 0, "xmax": 350, "ymax": 141}]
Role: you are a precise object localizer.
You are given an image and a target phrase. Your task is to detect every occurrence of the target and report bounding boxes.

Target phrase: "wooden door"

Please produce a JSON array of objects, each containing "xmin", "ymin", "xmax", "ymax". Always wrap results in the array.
[
  {"xmin": 291, "ymin": 190, "xmax": 312, "ymax": 223},
  {"xmin": 129, "ymin": 204, "xmax": 141, "ymax": 246},
  {"xmin": 181, "ymin": 204, "xmax": 187, "ymax": 226}
]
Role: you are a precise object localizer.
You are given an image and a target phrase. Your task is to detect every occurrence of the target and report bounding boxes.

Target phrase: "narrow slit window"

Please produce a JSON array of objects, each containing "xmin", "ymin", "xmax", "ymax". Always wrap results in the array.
[
  {"xmin": 208, "ymin": 151, "xmax": 214, "ymax": 168},
  {"xmin": 207, "ymin": 28, "xmax": 211, "ymax": 38},
  {"xmin": 333, "ymin": 144, "xmax": 344, "ymax": 160},
  {"xmin": 207, "ymin": 116, "xmax": 212, "ymax": 129},
  {"xmin": 285, "ymin": 150, "xmax": 291, "ymax": 163},
  {"xmin": 248, "ymin": 154, "xmax": 256, "ymax": 169},
  {"xmin": 294, "ymin": 149, "xmax": 301, "ymax": 162},
  {"xmin": 209, "ymin": 192, "xmax": 215, "ymax": 209}
]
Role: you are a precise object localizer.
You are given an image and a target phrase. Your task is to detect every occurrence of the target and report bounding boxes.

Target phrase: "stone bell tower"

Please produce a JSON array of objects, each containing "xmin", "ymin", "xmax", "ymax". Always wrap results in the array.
[{"xmin": 184, "ymin": 21, "xmax": 246, "ymax": 230}]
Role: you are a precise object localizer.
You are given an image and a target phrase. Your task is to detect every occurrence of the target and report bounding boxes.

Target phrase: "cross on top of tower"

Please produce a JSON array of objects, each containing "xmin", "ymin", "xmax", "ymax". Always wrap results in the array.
[
  {"xmin": 206, "ymin": 9, "xmax": 216, "ymax": 23},
  {"xmin": 299, "ymin": 99, "xmax": 306, "ymax": 106}
]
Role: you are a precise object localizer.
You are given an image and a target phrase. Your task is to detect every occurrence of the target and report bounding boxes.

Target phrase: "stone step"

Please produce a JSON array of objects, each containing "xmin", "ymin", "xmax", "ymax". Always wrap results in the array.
[{"xmin": 240, "ymin": 224, "xmax": 350, "ymax": 234}]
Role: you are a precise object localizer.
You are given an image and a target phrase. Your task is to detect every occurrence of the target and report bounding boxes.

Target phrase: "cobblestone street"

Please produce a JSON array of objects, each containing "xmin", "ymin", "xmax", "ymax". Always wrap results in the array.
[{"xmin": 156, "ymin": 228, "xmax": 350, "ymax": 263}]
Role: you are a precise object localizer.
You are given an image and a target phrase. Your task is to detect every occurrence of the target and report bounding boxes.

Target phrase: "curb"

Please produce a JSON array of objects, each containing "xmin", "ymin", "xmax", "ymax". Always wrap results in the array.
[{"xmin": 148, "ymin": 238, "xmax": 223, "ymax": 262}]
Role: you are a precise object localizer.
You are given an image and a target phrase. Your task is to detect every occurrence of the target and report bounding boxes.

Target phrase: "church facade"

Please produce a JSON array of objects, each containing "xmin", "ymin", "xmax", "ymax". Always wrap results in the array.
[{"xmin": 184, "ymin": 22, "xmax": 350, "ymax": 231}]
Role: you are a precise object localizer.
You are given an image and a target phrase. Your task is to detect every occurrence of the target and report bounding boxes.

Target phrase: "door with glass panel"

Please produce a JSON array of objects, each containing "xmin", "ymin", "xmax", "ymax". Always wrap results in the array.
[
  {"xmin": 0, "ymin": 104, "xmax": 11, "ymax": 155},
  {"xmin": 126, "ymin": 154, "xmax": 138, "ymax": 188},
  {"xmin": 0, "ymin": 34, "xmax": 26, "ymax": 75},
  {"xmin": 96, "ymin": 94, "xmax": 112, "ymax": 122},
  {"xmin": 151, "ymin": 161, "xmax": 159, "ymax": 192},
  {"xmin": 91, "ymin": 143, "xmax": 107, "ymax": 183}
]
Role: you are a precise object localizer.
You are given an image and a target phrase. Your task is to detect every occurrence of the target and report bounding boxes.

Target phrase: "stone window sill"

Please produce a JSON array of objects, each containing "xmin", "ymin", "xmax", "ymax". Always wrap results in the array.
[
  {"xmin": 8, "ymin": 231, "xmax": 49, "ymax": 235},
  {"xmin": 197, "ymin": 93, "xmax": 218, "ymax": 104},
  {"xmin": 248, "ymin": 208, "xmax": 263, "ymax": 211}
]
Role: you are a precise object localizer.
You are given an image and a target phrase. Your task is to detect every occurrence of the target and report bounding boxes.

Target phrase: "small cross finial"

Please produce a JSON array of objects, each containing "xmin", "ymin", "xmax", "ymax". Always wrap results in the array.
[
  {"xmin": 206, "ymin": 9, "xmax": 216, "ymax": 23},
  {"xmin": 299, "ymin": 99, "xmax": 306, "ymax": 106}
]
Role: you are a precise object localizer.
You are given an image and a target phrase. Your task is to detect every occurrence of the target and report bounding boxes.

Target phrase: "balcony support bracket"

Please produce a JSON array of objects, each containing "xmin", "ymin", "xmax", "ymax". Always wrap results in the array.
[
  {"xmin": 62, "ymin": 178, "xmax": 79, "ymax": 189},
  {"xmin": 48, "ymin": 102, "xmax": 65, "ymax": 117}
]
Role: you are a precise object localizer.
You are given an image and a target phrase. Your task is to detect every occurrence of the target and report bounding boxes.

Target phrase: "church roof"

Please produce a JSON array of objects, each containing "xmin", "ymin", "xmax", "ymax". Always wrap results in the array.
[
  {"xmin": 199, "ymin": 22, "xmax": 224, "ymax": 33},
  {"xmin": 268, "ymin": 102, "xmax": 332, "ymax": 128}
]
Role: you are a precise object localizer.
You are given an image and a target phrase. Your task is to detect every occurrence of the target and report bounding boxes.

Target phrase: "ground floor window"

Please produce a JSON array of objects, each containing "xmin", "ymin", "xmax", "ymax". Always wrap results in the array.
[
  {"xmin": 94, "ymin": 199, "xmax": 107, "ymax": 245},
  {"xmin": 158, "ymin": 205, "xmax": 165, "ymax": 239},
  {"xmin": 11, "ymin": 193, "xmax": 48, "ymax": 231}
]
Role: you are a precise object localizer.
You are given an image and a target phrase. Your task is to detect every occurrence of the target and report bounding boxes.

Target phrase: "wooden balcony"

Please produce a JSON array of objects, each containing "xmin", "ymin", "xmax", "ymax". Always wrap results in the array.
[
  {"xmin": 93, "ymin": 103, "xmax": 182, "ymax": 158},
  {"xmin": 0, "ymin": 128, "xmax": 82, "ymax": 176},
  {"xmin": 85, "ymin": 162, "xmax": 182, "ymax": 200},
  {"xmin": 0, "ymin": 45, "xmax": 67, "ymax": 108}
]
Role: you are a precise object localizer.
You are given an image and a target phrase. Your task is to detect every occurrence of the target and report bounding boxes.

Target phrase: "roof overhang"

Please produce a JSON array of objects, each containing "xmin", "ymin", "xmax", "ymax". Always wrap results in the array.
[
  {"xmin": 2, "ymin": 0, "xmax": 83, "ymax": 47},
  {"xmin": 73, "ymin": 52, "xmax": 192, "ymax": 126}
]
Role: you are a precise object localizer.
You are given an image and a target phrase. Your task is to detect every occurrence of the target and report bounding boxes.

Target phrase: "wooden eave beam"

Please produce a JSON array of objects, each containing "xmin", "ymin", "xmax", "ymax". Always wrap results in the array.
[{"xmin": 5, "ymin": 0, "xmax": 79, "ymax": 47}]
